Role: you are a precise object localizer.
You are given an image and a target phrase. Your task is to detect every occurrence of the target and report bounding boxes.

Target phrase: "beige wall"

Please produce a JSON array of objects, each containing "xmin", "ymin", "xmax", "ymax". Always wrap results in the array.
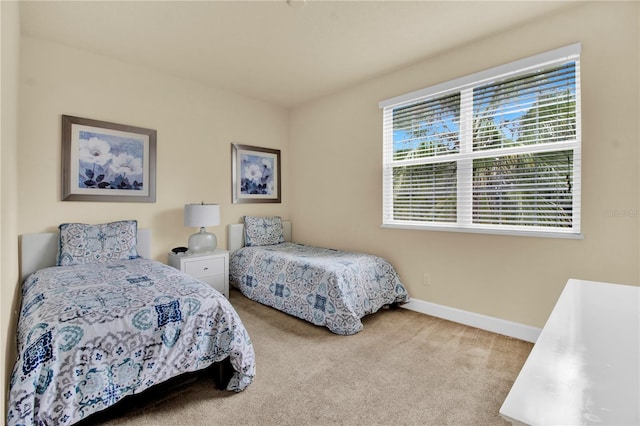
[
  {"xmin": 289, "ymin": 1, "xmax": 639, "ymax": 328},
  {"xmin": 1, "ymin": 0, "xmax": 21, "ymax": 417},
  {"xmin": 18, "ymin": 36, "xmax": 290, "ymax": 254}
]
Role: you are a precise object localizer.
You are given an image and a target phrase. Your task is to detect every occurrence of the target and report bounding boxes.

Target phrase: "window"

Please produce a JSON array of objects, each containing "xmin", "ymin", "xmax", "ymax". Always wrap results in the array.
[{"xmin": 380, "ymin": 44, "xmax": 581, "ymax": 238}]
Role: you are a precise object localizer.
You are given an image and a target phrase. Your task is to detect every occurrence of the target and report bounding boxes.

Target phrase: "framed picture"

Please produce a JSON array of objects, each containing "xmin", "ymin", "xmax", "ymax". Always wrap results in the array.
[
  {"xmin": 232, "ymin": 143, "xmax": 281, "ymax": 204},
  {"xmin": 61, "ymin": 115, "xmax": 157, "ymax": 202}
]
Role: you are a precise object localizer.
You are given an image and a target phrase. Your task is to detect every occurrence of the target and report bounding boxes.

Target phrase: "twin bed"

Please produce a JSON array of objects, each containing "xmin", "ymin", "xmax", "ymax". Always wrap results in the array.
[
  {"xmin": 228, "ymin": 216, "xmax": 409, "ymax": 335},
  {"xmin": 8, "ymin": 220, "xmax": 255, "ymax": 426},
  {"xmin": 8, "ymin": 217, "xmax": 408, "ymax": 425}
]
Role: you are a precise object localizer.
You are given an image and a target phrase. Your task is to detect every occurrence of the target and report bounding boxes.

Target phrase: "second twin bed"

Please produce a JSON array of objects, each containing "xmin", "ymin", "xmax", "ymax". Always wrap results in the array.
[{"xmin": 229, "ymin": 217, "xmax": 409, "ymax": 335}]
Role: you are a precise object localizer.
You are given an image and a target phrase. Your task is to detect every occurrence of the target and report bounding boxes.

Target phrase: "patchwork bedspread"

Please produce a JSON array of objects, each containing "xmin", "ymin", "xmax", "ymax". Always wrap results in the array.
[
  {"xmin": 230, "ymin": 243, "xmax": 409, "ymax": 335},
  {"xmin": 8, "ymin": 258, "xmax": 255, "ymax": 426}
]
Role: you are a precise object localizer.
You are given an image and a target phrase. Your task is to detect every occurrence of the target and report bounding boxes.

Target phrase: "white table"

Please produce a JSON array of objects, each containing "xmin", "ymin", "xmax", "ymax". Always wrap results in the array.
[{"xmin": 500, "ymin": 279, "xmax": 640, "ymax": 425}]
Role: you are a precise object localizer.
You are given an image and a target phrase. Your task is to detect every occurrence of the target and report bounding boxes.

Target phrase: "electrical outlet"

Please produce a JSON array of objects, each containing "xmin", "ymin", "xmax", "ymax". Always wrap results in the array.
[{"xmin": 423, "ymin": 273, "xmax": 431, "ymax": 287}]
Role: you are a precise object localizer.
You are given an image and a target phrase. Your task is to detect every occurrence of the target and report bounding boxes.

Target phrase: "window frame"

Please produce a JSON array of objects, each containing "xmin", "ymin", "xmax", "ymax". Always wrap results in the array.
[{"xmin": 379, "ymin": 44, "xmax": 582, "ymax": 239}]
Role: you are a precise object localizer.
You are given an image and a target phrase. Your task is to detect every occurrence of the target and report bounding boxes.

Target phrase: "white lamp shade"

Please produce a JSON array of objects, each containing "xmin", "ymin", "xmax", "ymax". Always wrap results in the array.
[{"xmin": 184, "ymin": 203, "xmax": 220, "ymax": 228}]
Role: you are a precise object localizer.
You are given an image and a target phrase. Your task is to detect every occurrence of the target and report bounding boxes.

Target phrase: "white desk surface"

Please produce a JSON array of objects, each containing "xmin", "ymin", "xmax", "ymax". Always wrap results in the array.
[{"xmin": 500, "ymin": 279, "xmax": 640, "ymax": 426}]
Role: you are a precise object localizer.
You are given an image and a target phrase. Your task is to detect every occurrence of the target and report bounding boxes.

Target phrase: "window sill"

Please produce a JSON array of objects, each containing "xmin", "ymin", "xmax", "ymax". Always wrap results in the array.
[{"xmin": 381, "ymin": 223, "xmax": 584, "ymax": 239}]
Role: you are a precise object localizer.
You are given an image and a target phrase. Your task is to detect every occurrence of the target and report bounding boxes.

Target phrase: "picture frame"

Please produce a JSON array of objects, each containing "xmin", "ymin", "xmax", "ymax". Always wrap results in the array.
[
  {"xmin": 61, "ymin": 115, "xmax": 157, "ymax": 202},
  {"xmin": 231, "ymin": 143, "xmax": 281, "ymax": 204}
]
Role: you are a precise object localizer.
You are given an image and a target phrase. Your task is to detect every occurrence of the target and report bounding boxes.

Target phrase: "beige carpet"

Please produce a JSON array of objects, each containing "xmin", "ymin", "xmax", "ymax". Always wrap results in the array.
[{"xmin": 93, "ymin": 289, "xmax": 532, "ymax": 425}]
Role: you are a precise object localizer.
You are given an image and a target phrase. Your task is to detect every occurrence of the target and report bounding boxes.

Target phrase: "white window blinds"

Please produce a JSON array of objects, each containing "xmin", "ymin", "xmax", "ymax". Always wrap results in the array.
[{"xmin": 380, "ymin": 44, "xmax": 581, "ymax": 238}]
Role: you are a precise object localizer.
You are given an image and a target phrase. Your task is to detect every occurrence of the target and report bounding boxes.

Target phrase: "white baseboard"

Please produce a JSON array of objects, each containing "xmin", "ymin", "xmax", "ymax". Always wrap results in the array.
[{"xmin": 402, "ymin": 298, "xmax": 541, "ymax": 343}]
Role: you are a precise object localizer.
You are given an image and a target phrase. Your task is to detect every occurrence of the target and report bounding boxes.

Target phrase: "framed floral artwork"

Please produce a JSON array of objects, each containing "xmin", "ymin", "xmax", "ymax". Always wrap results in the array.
[
  {"xmin": 231, "ymin": 143, "xmax": 281, "ymax": 204},
  {"xmin": 61, "ymin": 115, "xmax": 157, "ymax": 202}
]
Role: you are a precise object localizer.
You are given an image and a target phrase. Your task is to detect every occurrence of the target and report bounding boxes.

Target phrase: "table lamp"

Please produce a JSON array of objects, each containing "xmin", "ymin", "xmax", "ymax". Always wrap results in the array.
[{"xmin": 184, "ymin": 202, "xmax": 220, "ymax": 253}]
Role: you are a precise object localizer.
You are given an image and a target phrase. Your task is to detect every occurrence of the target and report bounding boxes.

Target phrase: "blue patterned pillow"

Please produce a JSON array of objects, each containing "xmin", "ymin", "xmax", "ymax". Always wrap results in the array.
[
  {"xmin": 57, "ymin": 220, "xmax": 139, "ymax": 266},
  {"xmin": 243, "ymin": 216, "xmax": 285, "ymax": 247}
]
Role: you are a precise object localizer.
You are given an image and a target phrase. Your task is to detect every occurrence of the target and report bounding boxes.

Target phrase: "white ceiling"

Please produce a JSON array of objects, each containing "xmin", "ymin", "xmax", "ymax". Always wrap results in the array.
[{"xmin": 20, "ymin": 0, "xmax": 579, "ymax": 108}]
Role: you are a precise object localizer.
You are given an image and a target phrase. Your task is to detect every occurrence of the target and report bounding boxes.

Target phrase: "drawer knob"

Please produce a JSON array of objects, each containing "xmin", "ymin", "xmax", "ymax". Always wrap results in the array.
[{"xmin": 203, "ymin": 267, "xmax": 209, "ymax": 271}]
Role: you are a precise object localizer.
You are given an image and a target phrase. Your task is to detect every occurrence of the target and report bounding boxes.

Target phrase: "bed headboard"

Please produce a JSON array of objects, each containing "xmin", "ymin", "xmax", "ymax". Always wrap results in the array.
[
  {"xmin": 228, "ymin": 221, "xmax": 291, "ymax": 253},
  {"xmin": 19, "ymin": 229, "xmax": 151, "ymax": 282}
]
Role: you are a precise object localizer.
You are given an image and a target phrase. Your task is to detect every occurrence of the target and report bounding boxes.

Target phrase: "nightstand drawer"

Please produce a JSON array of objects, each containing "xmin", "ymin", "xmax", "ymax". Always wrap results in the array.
[{"xmin": 184, "ymin": 257, "xmax": 224, "ymax": 278}]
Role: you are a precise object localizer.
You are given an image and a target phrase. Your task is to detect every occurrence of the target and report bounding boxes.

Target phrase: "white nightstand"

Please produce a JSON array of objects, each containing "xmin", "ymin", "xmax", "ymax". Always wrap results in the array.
[{"xmin": 168, "ymin": 250, "xmax": 229, "ymax": 298}]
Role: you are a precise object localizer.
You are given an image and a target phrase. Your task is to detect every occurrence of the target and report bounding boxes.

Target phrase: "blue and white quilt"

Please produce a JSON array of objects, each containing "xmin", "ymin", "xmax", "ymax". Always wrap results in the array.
[
  {"xmin": 230, "ymin": 243, "xmax": 409, "ymax": 335},
  {"xmin": 8, "ymin": 258, "xmax": 255, "ymax": 426}
]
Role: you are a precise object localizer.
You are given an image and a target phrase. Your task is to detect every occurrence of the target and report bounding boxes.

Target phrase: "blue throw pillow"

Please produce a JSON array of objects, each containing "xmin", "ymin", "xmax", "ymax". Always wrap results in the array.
[
  {"xmin": 57, "ymin": 220, "xmax": 139, "ymax": 266},
  {"xmin": 243, "ymin": 216, "xmax": 285, "ymax": 247}
]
